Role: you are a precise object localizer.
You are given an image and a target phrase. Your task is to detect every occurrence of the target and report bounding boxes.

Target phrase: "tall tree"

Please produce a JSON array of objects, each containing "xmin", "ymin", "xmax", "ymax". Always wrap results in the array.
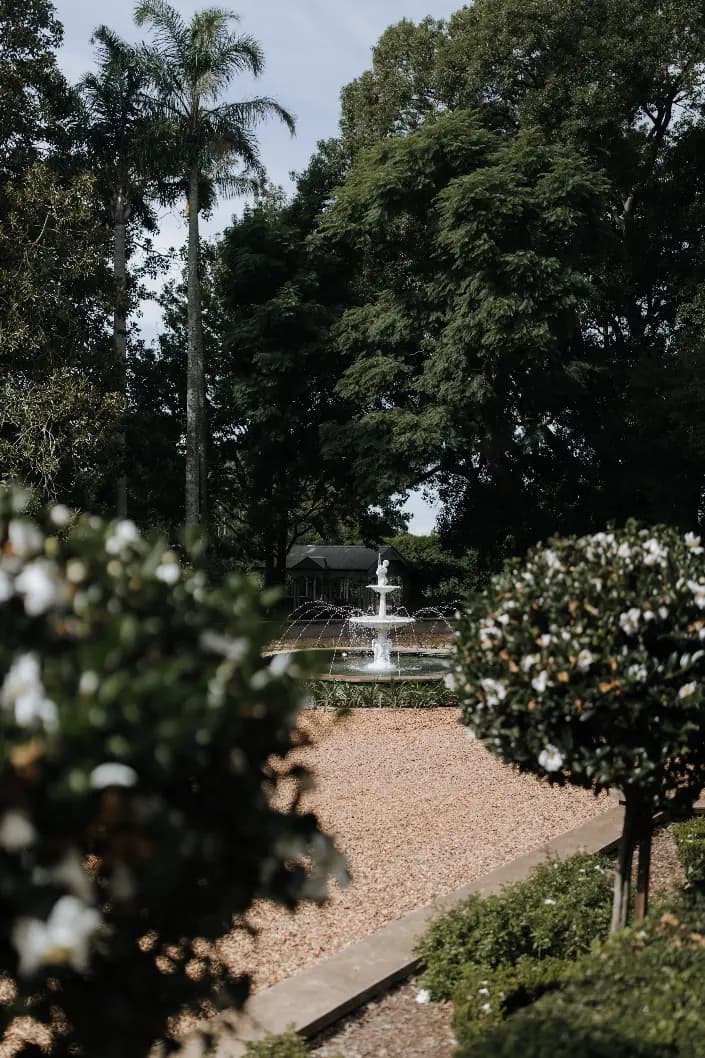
[
  {"xmin": 80, "ymin": 27, "xmax": 168, "ymax": 516},
  {"xmin": 0, "ymin": 0, "xmax": 74, "ymax": 182},
  {"xmin": 0, "ymin": 1, "xmax": 118, "ymax": 508},
  {"xmin": 134, "ymin": 0, "xmax": 294, "ymax": 531},
  {"xmin": 331, "ymin": 0, "xmax": 705, "ymax": 561}
]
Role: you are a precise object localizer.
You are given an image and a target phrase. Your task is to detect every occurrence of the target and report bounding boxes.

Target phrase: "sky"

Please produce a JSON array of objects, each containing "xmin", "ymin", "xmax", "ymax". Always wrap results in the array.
[{"xmin": 53, "ymin": 0, "xmax": 458, "ymax": 533}]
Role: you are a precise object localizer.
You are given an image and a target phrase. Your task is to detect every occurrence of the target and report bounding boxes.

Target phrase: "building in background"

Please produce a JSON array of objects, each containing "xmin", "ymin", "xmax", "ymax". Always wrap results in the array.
[{"xmin": 286, "ymin": 545, "xmax": 411, "ymax": 610}]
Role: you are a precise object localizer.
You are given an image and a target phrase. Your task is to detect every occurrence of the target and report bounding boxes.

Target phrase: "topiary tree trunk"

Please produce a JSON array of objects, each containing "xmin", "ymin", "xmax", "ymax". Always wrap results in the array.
[{"xmin": 610, "ymin": 793, "xmax": 653, "ymax": 933}]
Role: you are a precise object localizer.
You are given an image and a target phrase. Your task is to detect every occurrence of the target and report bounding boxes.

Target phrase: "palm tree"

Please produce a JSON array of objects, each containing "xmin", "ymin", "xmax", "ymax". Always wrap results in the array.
[
  {"xmin": 134, "ymin": 1, "xmax": 295, "ymax": 530},
  {"xmin": 81, "ymin": 27, "xmax": 166, "ymax": 516}
]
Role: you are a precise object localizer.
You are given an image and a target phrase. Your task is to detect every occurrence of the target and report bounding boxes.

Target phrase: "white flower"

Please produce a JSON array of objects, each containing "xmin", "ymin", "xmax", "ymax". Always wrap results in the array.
[
  {"xmin": 688, "ymin": 581, "xmax": 705, "ymax": 609},
  {"xmin": 643, "ymin": 539, "xmax": 668, "ymax": 566},
  {"xmin": 685, "ymin": 532, "xmax": 703, "ymax": 554},
  {"xmin": 199, "ymin": 631, "xmax": 249, "ymax": 660},
  {"xmin": 538, "ymin": 634, "xmax": 552, "ymax": 648},
  {"xmin": 270, "ymin": 652, "xmax": 292, "ymax": 676},
  {"xmin": 415, "ymin": 989, "xmax": 431, "ymax": 1005},
  {"xmin": 49, "ymin": 505, "xmax": 72, "ymax": 527},
  {"xmin": 15, "ymin": 559, "xmax": 63, "ymax": 615},
  {"xmin": 155, "ymin": 562, "xmax": 180, "ymax": 585},
  {"xmin": 538, "ymin": 745, "xmax": 564, "ymax": 772},
  {"xmin": 1, "ymin": 654, "xmax": 57, "ymax": 730},
  {"xmin": 0, "ymin": 810, "xmax": 36, "ymax": 851},
  {"xmin": 12, "ymin": 896, "xmax": 102, "ymax": 977},
  {"xmin": 659, "ymin": 606, "xmax": 669, "ymax": 620},
  {"xmin": 105, "ymin": 520, "xmax": 140, "ymax": 556},
  {"xmin": 628, "ymin": 664, "xmax": 648, "ymax": 681},
  {"xmin": 619, "ymin": 608, "xmax": 641, "ymax": 636},
  {"xmin": 543, "ymin": 549, "xmax": 561, "ymax": 571},
  {"xmin": 66, "ymin": 560, "xmax": 86, "ymax": 584},
  {"xmin": 8, "ymin": 520, "xmax": 43, "ymax": 558},
  {"xmin": 617, "ymin": 542, "xmax": 632, "ymax": 559},
  {"xmin": 479, "ymin": 678, "xmax": 506, "ymax": 705},
  {"xmin": 521, "ymin": 654, "xmax": 538, "ymax": 672},
  {"xmin": 481, "ymin": 1002, "xmax": 492, "ymax": 1014},
  {"xmin": 0, "ymin": 569, "xmax": 13, "ymax": 603},
  {"xmin": 90, "ymin": 763, "xmax": 138, "ymax": 789},
  {"xmin": 155, "ymin": 551, "xmax": 180, "ymax": 585},
  {"xmin": 478, "ymin": 987, "xmax": 490, "ymax": 996},
  {"xmin": 543, "ymin": 898, "xmax": 557, "ymax": 905},
  {"xmin": 643, "ymin": 610, "xmax": 655, "ymax": 622},
  {"xmin": 497, "ymin": 613, "xmax": 510, "ymax": 626},
  {"xmin": 531, "ymin": 670, "xmax": 550, "ymax": 694},
  {"xmin": 576, "ymin": 649, "xmax": 594, "ymax": 672},
  {"xmin": 678, "ymin": 682, "xmax": 698, "ymax": 700},
  {"xmin": 478, "ymin": 621, "xmax": 502, "ymax": 649},
  {"xmin": 78, "ymin": 671, "xmax": 99, "ymax": 696}
]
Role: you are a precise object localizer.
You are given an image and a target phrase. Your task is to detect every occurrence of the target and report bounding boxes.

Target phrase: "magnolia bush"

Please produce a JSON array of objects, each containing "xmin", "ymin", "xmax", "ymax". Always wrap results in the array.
[
  {"xmin": 449, "ymin": 523, "xmax": 705, "ymax": 931},
  {"xmin": 0, "ymin": 488, "xmax": 344, "ymax": 1058}
]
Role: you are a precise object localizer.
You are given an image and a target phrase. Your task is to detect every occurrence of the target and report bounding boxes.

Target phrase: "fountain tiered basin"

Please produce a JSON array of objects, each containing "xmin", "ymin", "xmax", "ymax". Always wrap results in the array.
[
  {"xmin": 269, "ymin": 556, "xmax": 454, "ymax": 683},
  {"xmin": 348, "ymin": 580, "xmax": 415, "ymax": 674}
]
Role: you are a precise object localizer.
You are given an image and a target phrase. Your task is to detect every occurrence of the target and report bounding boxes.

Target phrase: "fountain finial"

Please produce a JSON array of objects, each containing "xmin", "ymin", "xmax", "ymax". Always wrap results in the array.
[{"xmin": 376, "ymin": 552, "xmax": 389, "ymax": 587}]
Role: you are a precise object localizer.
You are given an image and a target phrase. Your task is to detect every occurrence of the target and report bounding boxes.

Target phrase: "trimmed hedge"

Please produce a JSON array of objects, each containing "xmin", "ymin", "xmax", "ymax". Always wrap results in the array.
[
  {"xmin": 416, "ymin": 853, "xmax": 612, "ymax": 1001},
  {"xmin": 673, "ymin": 815, "xmax": 705, "ymax": 887},
  {"xmin": 456, "ymin": 894, "xmax": 705, "ymax": 1058}
]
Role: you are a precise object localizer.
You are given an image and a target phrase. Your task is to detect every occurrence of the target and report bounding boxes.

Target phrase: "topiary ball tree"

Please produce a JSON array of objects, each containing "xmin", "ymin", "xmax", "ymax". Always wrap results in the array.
[
  {"xmin": 450, "ymin": 523, "xmax": 705, "ymax": 932},
  {"xmin": 0, "ymin": 488, "xmax": 345, "ymax": 1058}
]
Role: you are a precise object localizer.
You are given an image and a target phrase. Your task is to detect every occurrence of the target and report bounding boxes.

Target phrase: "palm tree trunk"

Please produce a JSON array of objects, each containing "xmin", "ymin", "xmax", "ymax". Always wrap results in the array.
[
  {"xmin": 114, "ymin": 215, "xmax": 128, "ymax": 518},
  {"xmin": 186, "ymin": 164, "xmax": 207, "ymax": 529}
]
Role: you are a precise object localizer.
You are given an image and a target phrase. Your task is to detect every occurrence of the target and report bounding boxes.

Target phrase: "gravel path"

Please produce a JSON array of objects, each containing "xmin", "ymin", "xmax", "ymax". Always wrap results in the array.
[{"xmin": 219, "ymin": 708, "xmax": 609, "ymax": 991}]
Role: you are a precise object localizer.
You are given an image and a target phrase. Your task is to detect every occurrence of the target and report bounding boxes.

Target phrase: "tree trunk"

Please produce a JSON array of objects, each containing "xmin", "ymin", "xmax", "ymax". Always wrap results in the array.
[
  {"xmin": 186, "ymin": 165, "xmax": 207, "ymax": 530},
  {"xmin": 114, "ymin": 215, "xmax": 128, "ymax": 518},
  {"xmin": 635, "ymin": 809, "xmax": 653, "ymax": 923},
  {"xmin": 610, "ymin": 794, "xmax": 653, "ymax": 933}
]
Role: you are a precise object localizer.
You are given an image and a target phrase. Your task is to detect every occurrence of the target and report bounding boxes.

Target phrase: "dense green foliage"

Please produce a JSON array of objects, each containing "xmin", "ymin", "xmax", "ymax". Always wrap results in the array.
[
  {"xmin": 243, "ymin": 1030, "xmax": 310, "ymax": 1058},
  {"xmin": 324, "ymin": 111, "xmax": 611, "ymax": 563},
  {"xmin": 451, "ymin": 523, "xmax": 705, "ymax": 927},
  {"xmin": 385, "ymin": 534, "xmax": 480, "ymax": 604},
  {"xmin": 332, "ymin": 0, "xmax": 705, "ymax": 560},
  {"xmin": 417, "ymin": 854, "xmax": 612, "ymax": 1001},
  {"xmin": 673, "ymin": 815, "xmax": 705, "ymax": 887},
  {"xmin": 457, "ymin": 894, "xmax": 705, "ymax": 1058},
  {"xmin": 0, "ymin": 488, "xmax": 343, "ymax": 1057},
  {"xmin": 452, "ymin": 955, "xmax": 570, "ymax": 1046}
]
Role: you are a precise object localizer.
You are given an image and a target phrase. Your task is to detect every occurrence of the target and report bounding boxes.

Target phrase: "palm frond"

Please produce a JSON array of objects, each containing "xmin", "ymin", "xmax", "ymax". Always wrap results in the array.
[
  {"xmin": 214, "ymin": 171, "xmax": 263, "ymax": 198},
  {"xmin": 208, "ymin": 98, "xmax": 295, "ymax": 135},
  {"xmin": 134, "ymin": 0, "xmax": 188, "ymax": 66}
]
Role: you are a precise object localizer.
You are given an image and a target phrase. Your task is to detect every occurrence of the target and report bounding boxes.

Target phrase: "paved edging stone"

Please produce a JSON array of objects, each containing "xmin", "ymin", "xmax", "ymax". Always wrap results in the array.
[{"xmin": 179, "ymin": 805, "xmax": 624, "ymax": 1057}]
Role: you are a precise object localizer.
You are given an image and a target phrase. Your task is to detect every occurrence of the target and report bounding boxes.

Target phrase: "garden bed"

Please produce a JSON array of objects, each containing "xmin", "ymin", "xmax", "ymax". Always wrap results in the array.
[{"xmin": 219, "ymin": 708, "xmax": 610, "ymax": 991}]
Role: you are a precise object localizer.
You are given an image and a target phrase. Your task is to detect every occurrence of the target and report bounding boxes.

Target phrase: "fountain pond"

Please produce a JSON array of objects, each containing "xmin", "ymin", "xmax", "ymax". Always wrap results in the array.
[{"xmin": 269, "ymin": 554, "xmax": 457, "ymax": 684}]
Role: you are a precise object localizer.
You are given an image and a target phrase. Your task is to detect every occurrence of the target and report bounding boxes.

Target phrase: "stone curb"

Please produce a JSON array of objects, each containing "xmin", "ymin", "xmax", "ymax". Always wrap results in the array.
[{"xmin": 180, "ymin": 805, "xmax": 624, "ymax": 1057}]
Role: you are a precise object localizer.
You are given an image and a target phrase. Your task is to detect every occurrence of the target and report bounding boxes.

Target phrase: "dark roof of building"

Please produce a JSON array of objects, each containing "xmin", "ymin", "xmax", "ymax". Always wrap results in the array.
[{"xmin": 287, "ymin": 544, "xmax": 407, "ymax": 572}]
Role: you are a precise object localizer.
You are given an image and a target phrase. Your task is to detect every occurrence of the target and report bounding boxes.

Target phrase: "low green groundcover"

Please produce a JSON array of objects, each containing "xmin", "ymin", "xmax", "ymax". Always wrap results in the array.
[
  {"xmin": 673, "ymin": 815, "xmax": 705, "ymax": 888},
  {"xmin": 457, "ymin": 894, "xmax": 705, "ymax": 1058},
  {"xmin": 416, "ymin": 853, "xmax": 612, "ymax": 1001},
  {"xmin": 243, "ymin": 1030, "xmax": 309, "ymax": 1058},
  {"xmin": 305, "ymin": 679, "xmax": 458, "ymax": 709}
]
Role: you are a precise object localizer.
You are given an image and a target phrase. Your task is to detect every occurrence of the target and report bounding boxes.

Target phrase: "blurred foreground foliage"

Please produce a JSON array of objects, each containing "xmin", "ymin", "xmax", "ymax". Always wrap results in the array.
[{"xmin": 0, "ymin": 487, "xmax": 343, "ymax": 1058}]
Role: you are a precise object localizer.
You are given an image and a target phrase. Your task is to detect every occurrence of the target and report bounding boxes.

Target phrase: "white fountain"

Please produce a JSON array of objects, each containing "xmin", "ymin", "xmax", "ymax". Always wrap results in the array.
[{"xmin": 348, "ymin": 554, "xmax": 415, "ymax": 673}]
